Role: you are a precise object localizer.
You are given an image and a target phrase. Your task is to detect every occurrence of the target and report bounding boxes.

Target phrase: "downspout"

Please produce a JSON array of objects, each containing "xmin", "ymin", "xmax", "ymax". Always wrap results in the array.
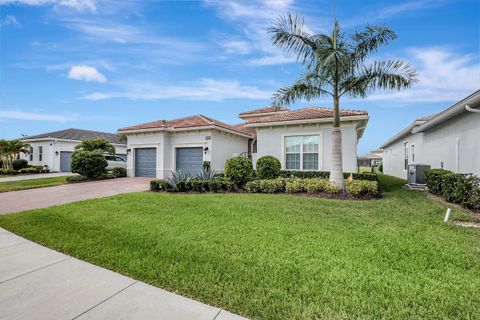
[{"xmin": 466, "ymin": 104, "xmax": 480, "ymax": 113}]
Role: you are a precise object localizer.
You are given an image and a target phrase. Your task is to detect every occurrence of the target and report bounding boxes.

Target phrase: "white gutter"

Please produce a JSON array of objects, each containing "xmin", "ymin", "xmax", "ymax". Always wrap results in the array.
[
  {"xmin": 412, "ymin": 90, "xmax": 480, "ymax": 133},
  {"xmin": 21, "ymin": 137, "xmax": 126, "ymax": 147},
  {"xmin": 466, "ymin": 104, "xmax": 480, "ymax": 113}
]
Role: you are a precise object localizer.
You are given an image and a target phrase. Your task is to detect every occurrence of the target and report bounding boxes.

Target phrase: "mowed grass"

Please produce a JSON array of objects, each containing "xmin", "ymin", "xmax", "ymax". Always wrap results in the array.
[
  {"xmin": 0, "ymin": 176, "xmax": 67, "ymax": 192},
  {"xmin": 0, "ymin": 175, "xmax": 479, "ymax": 319}
]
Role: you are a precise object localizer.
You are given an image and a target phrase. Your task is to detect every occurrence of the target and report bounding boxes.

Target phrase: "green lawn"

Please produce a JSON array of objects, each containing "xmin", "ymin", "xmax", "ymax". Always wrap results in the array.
[
  {"xmin": 0, "ymin": 175, "xmax": 478, "ymax": 319},
  {"xmin": 0, "ymin": 176, "xmax": 67, "ymax": 192}
]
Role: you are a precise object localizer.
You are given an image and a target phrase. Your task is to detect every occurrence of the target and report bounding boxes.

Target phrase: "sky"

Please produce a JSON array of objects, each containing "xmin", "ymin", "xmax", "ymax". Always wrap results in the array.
[{"xmin": 0, "ymin": 0, "xmax": 479, "ymax": 154}]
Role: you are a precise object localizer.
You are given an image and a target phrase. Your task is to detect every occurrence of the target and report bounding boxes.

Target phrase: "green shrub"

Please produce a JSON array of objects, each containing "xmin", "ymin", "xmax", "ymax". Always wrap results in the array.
[
  {"xmin": 225, "ymin": 156, "xmax": 254, "ymax": 187},
  {"xmin": 0, "ymin": 168, "xmax": 18, "ymax": 175},
  {"xmin": 245, "ymin": 178, "xmax": 285, "ymax": 193},
  {"xmin": 18, "ymin": 167, "xmax": 41, "ymax": 174},
  {"xmin": 378, "ymin": 163, "xmax": 383, "ymax": 173},
  {"xmin": 12, "ymin": 159, "xmax": 28, "ymax": 170},
  {"xmin": 112, "ymin": 167, "xmax": 127, "ymax": 178},
  {"xmin": 191, "ymin": 179, "xmax": 209, "ymax": 192},
  {"xmin": 150, "ymin": 179, "xmax": 172, "ymax": 192},
  {"xmin": 280, "ymin": 170, "xmax": 330, "ymax": 179},
  {"xmin": 303, "ymin": 178, "xmax": 339, "ymax": 194},
  {"xmin": 279, "ymin": 170, "xmax": 378, "ymax": 182},
  {"xmin": 101, "ymin": 173, "xmax": 115, "ymax": 179},
  {"xmin": 285, "ymin": 178, "xmax": 305, "ymax": 193},
  {"xmin": 256, "ymin": 156, "xmax": 281, "ymax": 179},
  {"xmin": 66, "ymin": 175, "xmax": 89, "ymax": 183},
  {"xmin": 345, "ymin": 180, "xmax": 380, "ymax": 197},
  {"xmin": 71, "ymin": 150, "xmax": 107, "ymax": 179},
  {"xmin": 425, "ymin": 169, "xmax": 452, "ymax": 195},
  {"xmin": 208, "ymin": 177, "xmax": 235, "ymax": 192},
  {"xmin": 439, "ymin": 173, "xmax": 480, "ymax": 209}
]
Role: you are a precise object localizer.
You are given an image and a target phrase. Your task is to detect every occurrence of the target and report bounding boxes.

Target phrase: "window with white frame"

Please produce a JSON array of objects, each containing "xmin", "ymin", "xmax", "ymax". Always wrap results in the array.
[
  {"xmin": 411, "ymin": 144, "xmax": 415, "ymax": 163},
  {"xmin": 403, "ymin": 142, "xmax": 408, "ymax": 170},
  {"xmin": 285, "ymin": 135, "xmax": 320, "ymax": 170},
  {"xmin": 29, "ymin": 146, "xmax": 33, "ymax": 161},
  {"xmin": 38, "ymin": 146, "xmax": 43, "ymax": 162}
]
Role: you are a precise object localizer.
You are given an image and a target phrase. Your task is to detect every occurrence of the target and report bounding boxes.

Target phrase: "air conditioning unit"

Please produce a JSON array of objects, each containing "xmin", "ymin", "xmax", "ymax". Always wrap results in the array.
[{"xmin": 407, "ymin": 164, "xmax": 431, "ymax": 185}]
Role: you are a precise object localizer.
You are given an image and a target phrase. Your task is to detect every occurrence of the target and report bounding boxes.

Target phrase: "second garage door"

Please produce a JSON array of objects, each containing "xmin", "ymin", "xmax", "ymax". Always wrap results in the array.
[
  {"xmin": 135, "ymin": 148, "xmax": 157, "ymax": 177},
  {"xmin": 176, "ymin": 147, "xmax": 203, "ymax": 175}
]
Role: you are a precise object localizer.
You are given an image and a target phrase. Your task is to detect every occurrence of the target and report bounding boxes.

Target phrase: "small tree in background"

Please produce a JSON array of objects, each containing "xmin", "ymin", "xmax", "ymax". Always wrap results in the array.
[
  {"xmin": 0, "ymin": 139, "xmax": 30, "ymax": 170},
  {"xmin": 71, "ymin": 150, "xmax": 107, "ymax": 179},
  {"xmin": 74, "ymin": 138, "xmax": 116, "ymax": 154}
]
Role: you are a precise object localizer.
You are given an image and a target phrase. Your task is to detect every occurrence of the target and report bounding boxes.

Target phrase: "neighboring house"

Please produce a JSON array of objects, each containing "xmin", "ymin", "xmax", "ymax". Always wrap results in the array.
[
  {"xmin": 20, "ymin": 128, "xmax": 127, "ymax": 172},
  {"xmin": 118, "ymin": 106, "xmax": 369, "ymax": 178},
  {"xmin": 380, "ymin": 90, "xmax": 480, "ymax": 179},
  {"xmin": 357, "ymin": 149, "xmax": 383, "ymax": 167}
]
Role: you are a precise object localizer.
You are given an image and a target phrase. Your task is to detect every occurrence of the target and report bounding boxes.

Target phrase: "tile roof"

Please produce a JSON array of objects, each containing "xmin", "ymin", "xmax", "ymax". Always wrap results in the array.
[
  {"xmin": 118, "ymin": 115, "xmax": 253, "ymax": 137},
  {"xmin": 246, "ymin": 107, "xmax": 368, "ymax": 124},
  {"xmin": 238, "ymin": 106, "xmax": 289, "ymax": 117},
  {"xmin": 22, "ymin": 128, "xmax": 125, "ymax": 144}
]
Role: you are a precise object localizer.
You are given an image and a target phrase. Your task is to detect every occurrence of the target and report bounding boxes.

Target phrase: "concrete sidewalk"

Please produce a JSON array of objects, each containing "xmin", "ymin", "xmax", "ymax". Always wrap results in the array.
[
  {"xmin": 0, "ymin": 172, "xmax": 76, "ymax": 182},
  {"xmin": 0, "ymin": 228, "xmax": 247, "ymax": 320}
]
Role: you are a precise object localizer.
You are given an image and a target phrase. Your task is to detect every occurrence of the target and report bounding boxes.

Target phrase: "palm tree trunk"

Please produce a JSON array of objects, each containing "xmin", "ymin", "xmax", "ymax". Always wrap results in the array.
[{"xmin": 330, "ymin": 94, "xmax": 344, "ymax": 189}]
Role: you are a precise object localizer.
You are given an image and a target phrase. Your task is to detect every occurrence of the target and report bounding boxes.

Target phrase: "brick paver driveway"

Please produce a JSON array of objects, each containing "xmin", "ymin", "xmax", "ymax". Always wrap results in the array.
[{"xmin": 0, "ymin": 178, "xmax": 150, "ymax": 215}]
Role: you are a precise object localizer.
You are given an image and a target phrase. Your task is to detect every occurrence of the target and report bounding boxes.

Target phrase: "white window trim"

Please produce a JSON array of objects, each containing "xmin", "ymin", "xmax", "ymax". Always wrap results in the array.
[
  {"xmin": 38, "ymin": 146, "xmax": 43, "ymax": 162},
  {"xmin": 283, "ymin": 134, "xmax": 321, "ymax": 171},
  {"xmin": 403, "ymin": 141, "xmax": 408, "ymax": 171}
]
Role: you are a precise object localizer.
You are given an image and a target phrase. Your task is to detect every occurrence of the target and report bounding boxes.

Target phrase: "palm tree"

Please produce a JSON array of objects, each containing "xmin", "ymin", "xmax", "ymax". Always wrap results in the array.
[
  {"xmin": 74, "ymin": 138, "xmax": 116, "ymax": 154},
  {"xmin": 269, "ymin": 14, "xmax": 417, "ymax": 188},
  {"xmin": 0, "ymin": 139, "xmax": 30, "ymax": 169}
]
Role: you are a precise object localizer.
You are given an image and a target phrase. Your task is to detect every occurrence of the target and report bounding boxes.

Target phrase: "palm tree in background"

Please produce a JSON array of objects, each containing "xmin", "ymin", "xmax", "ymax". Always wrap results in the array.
[
  {"xmin": 269, "ymin": 14, "xmax": 417, "ymax": 188},
  {"xmin": 0, "ymin": 139, "xmax": 30, "ymax": 169}
]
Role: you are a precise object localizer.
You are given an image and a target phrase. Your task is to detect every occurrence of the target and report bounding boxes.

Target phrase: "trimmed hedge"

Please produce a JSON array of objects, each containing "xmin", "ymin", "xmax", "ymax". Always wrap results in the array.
[
  {"xmin": 425, "ymin": 169, "xmax": 480, "ymax": 209},
  {"xmin": 12, "ymin": 159, "xmax": 28, "ymax": 170},
  {"xmin": 150, "ymin": 177, "xmax": 235, "ymax": 193},
  {"xmin": 112, "ymin": 167, "xmax": 127, "ymax": 178},
  {"xmin": 256, "ymin": 156, "xmax": 281, "ymax": 179},
  {"xmin": 345, "ymin": 180, "xmax": 380, "ymax": 197},
  {"xmin": 66, "ymin": 175, "xmax": 89, "ymax": 183},
  {"xmin": 71, "ymin": 150, "xmax": 107, "ymax": 179},
  {"xmin": 245, "ymin": 178, "xmax": 285, "ymax": 193},
  {"xmin": 225, "ymin": 157, "xmax": 254, "ymax": 187},
  {"xmin": 279, "ymin": 170, "xmax": 378, "ymax": 181}
]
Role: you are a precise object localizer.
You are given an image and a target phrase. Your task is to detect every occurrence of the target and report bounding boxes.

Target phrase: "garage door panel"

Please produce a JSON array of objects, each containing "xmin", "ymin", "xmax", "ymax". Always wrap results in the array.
[
  {"xmin": 176, "ymin": 147, "xmax": 203, "ymax": 175},
  {"xmin": 135, "ymin": 148, "xmax": 156, "ymax": 178},
  {"xmin": 60, "ymin": 152, "xmax": 73, "ymax": 172}
]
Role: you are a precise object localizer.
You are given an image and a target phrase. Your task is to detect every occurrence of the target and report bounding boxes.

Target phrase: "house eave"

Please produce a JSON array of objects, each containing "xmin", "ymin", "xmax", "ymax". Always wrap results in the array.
[
  {"xmin": 21, "ymin": 137, "xmax": 126, "ymax": 146},
  {"xmin": 245, "ymin": 115, "xmax": 369, "ymax": 128},
  {"xmin": 118, "ymin": 125, "xmax": 252, "ymax": 138},
  {"xmin": 412, "ymin": 90, "xmax": 480, "ymax": 134}
]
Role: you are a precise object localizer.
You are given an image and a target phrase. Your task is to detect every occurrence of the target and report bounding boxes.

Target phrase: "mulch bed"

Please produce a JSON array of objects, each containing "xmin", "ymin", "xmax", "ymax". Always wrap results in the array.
[{"xmin": 451, "ymin": 220, "xmax": 480, "ymax": 228}]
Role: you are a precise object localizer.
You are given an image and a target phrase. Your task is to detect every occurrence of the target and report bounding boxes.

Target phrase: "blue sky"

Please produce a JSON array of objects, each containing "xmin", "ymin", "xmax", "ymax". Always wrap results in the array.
[{"xmin": 0, "ymin": 0, "xmax": 479, "ymax": 154}]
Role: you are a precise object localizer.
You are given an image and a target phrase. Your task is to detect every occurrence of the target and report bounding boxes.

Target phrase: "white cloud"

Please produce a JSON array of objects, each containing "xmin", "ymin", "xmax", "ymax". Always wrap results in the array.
[
  {"xmin": 249, "ymin": 54, "xmax": 296, "ymax": 66},
  {"xmin": 0, "ymin": 110, "xmax": 77, "ymax": 122},
  {"xmin": 367, "ymin": 48, "xmax": 480, "ymax": 103},
  {"xmin": 83, "ymin": 78, "xmax": 272, "ymax": 101},
  {"xmin": 0, "ymin": 15, "xmax": 21, "ymax": 27},
  {"xmin": 220, "ymin": 40, "xmax": 251, "ymax": 55},
  {"xmin": 68, "ymin": 65, "xmax": 107, "ymax": 82},
  {"xmin": 0, "ymin": 0, "xmax": 96, "ymax": 12},
  {"xmin": 205, "ymin": 0, "xmax": 304, "ymax": 66}
]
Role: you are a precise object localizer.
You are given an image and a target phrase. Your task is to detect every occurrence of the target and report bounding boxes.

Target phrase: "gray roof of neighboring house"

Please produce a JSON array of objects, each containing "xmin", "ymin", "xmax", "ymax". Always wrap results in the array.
[{"xmin": 22, "ymin": 128, "xmax": 125, "ymax": 145}]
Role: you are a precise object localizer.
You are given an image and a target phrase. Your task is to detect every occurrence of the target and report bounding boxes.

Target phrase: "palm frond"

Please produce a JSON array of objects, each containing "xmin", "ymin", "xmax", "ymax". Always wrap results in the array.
[
  {"xmin": 268, "ymin": 13, "xmax": 317, "ymax": 64},
  {"xmin": 340, "ymin": 60, "xmax": 418, "ymax": 97},
  {"xmin": 273, "ymin": 72, "xmax": 333, "ymax": 106},
  {"xmin": 352, "ymin": 25, "xmax": 397, "ymax": 61}
]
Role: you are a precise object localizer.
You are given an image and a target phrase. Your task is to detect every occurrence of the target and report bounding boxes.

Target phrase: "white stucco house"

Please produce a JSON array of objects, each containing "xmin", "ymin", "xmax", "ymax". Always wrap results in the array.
[
  {"xmin": 20, "ymin": 128, "xmax": 127, "ymax": 172},
  {"xmin": 118, "ymin": 106, "xmax": 369, "ymax": 178},
  {"xmin": 380, "ymin": 90, "xmax": 480, "ymax": 179}
]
